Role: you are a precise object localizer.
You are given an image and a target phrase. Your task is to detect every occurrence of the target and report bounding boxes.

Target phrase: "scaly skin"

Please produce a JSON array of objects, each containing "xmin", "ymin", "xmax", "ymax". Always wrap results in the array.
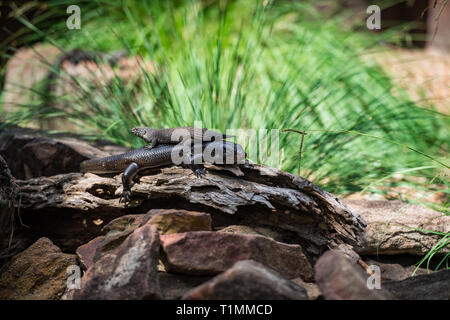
[
  {"xmin": 80, "ymin": 144, "xmax": 176, "ymax": 174},
  {"xmin": 131, "ymin": 126, "xmax": 234, "ymax": 149},
  {"xmin": 80, "ymin": 140, "xmax": 246, "ymax": 204}
]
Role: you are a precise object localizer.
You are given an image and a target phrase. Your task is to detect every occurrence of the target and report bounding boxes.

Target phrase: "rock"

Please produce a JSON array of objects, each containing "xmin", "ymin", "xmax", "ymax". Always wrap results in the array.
[
  {"xmin": 160, "ymin": 231, "xmax": 313, "ymax": 280},
  {"xmin": 101, "ymin": 214, "xmax": 148, "ymax": 235},
  {"xmin": 76, "ymin": 236, "xmax": 104, "ymax": 270},
  {"xmin": 0, "ymin": 237, "xmax": 77, "ymax": 299},
  {"xmin": 74, "ymin": 225, "xmax": 161, "ymax": 300},
  {"xmin": 383, "ymin": 269, "xmax": 450, "ymax": 300},
  {"xmin": 427, "ymin": 0, "xmax": 450, "ymax": 53},
  {"xmin": 218, "ymin": 225, "xmax": 283, "ymax": 241},
  {"xmin": 101, "ymin": 209, "xmax": 212, "ymax": 236},
  {"xmin": 343, "ymin": 199, "xmax": 450, "ymax": 255},
  {"xmin": 183, "ymin": 260, "xmax": 308, "ymax": 300},
  {"xmin": 314, "ymin": 250, "xmax": 395, "ymax": 300},
  {"xmin": 363, "ymin": 258, "xmax": 428, "ymax": 282},
  {"xmin": 291, "ymin": 278, "xmax": 322, "ymax": 300},
  {"xmin": 0, "ymin": 126, "xmax": 128, "ymax": 179},
  {"xmin": 94, "ymin": 209, "xmax": 211, "ymax": 263},
  {"xmin": 60, "ymin": 288, "xmax": 76, "ymax": 300},
  {"xmin": 2, "ymin": 43, "xmax": 61, "ymax": 117},
  {"xmin": 157, "ymin": 260, "xmax": 166, "ymax": 272},
  {"xmin": 93, "ymin": 216, "xmax": 147, "ymax": 262},
  {"xmin": 97, "ymin": 214, "xmax": 149, "ymax": 258},
  {"xmin": 148, "ymin": 209, "xmax": 211, "ymax": 234},
  {"xmin": 333, "ymin": 243, "xmax": 361, "ymax": 264},
  {"xmin": 49, "ymin": 52, "xmax": 155, "ymax": 126},
  {"xmin": 159, "ymin": 273, "xmax": 212, "ymax": 300}
]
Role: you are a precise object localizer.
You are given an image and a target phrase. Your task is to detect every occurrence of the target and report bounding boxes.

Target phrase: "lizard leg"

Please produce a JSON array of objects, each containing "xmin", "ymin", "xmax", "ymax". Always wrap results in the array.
[
  {"xmin": 190, "ymin": 154, "xmax": 206, "ymax": 178},
  {"xmin": 144, "ymin": 139, "xmax": 157, "ymax": 149},
  {"xmin": 120, "ymin": 162, "xmax": 139, "ymax": 204}
]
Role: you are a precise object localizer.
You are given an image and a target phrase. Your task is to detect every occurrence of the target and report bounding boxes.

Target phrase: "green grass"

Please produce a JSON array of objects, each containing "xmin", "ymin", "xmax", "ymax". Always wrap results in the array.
[
  {"xmin": 1, "ymin": 0, "xmax": 449, "ymax": 267},
  {"xmin": 412, "ymin": 228, "xmax": 449, "ymax": 274}
]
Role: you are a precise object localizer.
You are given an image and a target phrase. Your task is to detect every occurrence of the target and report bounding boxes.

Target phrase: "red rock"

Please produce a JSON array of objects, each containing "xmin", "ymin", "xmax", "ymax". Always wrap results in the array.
[
  {"xmin": 94, "ymin": 227, "xmax": 137, "ymax": 262},
  {"xmin": 74, "ymin": 225, "xmax": 161, "ymax": 300},
  {"xmin": 314, "ymin": 250, "xmax": 394, "ymax": 300},
  {"xmin": 93, "ymin": 214, "xmax": 150, "ymax": 264},
  {"xmin": 76, "ymin": 236, "xmax": 104, "ymax": 270},
  {"xmin": 160, "ymin": 231, "xmax": 313, "ymax": 280},
  {"xmin": 183, "ymin": 260, "xmax": 308, "ymax": 300},
  {"xmin": 94, "ymin": 210, "xmax": 211, "ymax": 263}
]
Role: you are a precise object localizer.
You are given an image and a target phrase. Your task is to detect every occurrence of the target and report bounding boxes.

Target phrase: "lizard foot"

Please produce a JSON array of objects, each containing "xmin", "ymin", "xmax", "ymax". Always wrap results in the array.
[
  {"xmin": 194, "ymin": 168, "xmax": 206, "ymax": 178},
  {"xmin": 119, "ymin": 190, "xmax": 132, "ymax": 205}
]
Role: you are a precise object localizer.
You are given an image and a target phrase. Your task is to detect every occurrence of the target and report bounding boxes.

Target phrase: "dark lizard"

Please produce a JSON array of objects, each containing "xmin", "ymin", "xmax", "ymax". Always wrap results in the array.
[
  {"xmin": 80, "ymin": 140, "xmax": 246, "ymax": 204},
  {"xmin": 131, "ymin": 126, "xmax": 234, "ymax": 149}
]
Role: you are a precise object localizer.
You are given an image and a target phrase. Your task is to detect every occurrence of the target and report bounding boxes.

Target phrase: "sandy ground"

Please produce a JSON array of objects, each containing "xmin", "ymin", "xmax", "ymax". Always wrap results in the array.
[
  {"xmin": 364, "ymin": 48, "xmax": 449, "ymax": 115},
  {"xmin": 353, "ymin": 48, "xmax": 449, "ymax": 205}
]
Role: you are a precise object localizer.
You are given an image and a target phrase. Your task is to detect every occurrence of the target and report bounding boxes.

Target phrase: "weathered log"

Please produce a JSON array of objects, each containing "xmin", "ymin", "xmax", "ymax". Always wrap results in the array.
[
  {"xmin": 0, "ymin": 155, "xmax": 19, "ymax": 263},
  {"xmin": 0, "ymin": 125, "xmax": 128, "ymax": 179},
  {"xmin": 14, "ymin": 160, "xmax": 366, "ymax": 259}
]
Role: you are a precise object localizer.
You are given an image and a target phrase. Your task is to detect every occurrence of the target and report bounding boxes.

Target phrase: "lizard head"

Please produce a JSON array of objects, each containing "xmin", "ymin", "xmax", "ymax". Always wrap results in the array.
[{"xmin": 131, "ymin": 127, "xmax": 154, "ymax": 143}]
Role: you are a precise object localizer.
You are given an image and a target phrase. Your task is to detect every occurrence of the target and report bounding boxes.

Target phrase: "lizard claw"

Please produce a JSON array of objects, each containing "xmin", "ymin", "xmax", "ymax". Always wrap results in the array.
[
  {"xmin": 119, "ymin": 190, "xmax": 132, "ymax": 205},
  {"xmin": 194, "ymin": 168, "xmax": 206, "ymax": 178}
]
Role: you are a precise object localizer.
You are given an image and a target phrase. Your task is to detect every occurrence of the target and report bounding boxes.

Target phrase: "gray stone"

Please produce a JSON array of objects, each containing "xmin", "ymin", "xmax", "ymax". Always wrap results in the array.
[
  {"xmin": 343, "ymin": 199, "xmax": 450, "ymax": 255},
  {"xmin": 383, "ymin": 269, "xmax": 450, "ymax": 300}
]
